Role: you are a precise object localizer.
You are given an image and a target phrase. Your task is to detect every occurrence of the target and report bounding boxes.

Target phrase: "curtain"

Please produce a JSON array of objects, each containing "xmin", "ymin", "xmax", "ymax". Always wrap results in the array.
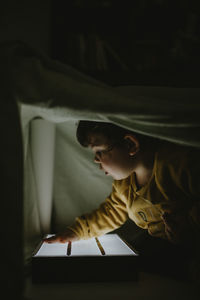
[{"xmin": 3, "ymin": 41, "xmax": 198, "ymax": 148}]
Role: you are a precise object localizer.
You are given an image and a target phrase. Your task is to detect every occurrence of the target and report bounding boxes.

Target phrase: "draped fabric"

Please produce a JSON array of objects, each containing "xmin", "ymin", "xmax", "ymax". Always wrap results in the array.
[
  {"xmin": 1, "ymin": 42, "xmax": 200, "ymax": 279},
  {"xmin": 2, "ymin": 41, "xmax": 198, "ymax": 147}
]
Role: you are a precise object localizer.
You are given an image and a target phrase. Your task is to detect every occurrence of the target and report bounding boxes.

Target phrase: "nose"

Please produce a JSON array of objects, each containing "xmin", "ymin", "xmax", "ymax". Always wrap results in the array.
[{"xmin": 94, "ymin": 155, "xmax": 103, "ymax": 170}]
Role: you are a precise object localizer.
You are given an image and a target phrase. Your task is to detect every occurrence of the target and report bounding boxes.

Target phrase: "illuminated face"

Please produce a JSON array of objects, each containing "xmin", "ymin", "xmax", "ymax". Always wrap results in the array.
[{"xmin": 89, "ymin": 133, "xmax": 136, "ymax": 180}]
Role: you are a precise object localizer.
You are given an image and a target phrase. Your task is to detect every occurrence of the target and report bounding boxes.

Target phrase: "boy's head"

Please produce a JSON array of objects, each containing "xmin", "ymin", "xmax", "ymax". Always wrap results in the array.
[{"xmin": 76, "ymin": 121, "xmax": 149, "ymax": 180}]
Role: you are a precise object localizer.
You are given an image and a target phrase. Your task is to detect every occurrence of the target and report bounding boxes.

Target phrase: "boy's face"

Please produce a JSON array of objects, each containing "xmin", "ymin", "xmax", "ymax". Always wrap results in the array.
[{"xmin": 89, "ymin": 133, "xmax": 136, "ymax": 180}]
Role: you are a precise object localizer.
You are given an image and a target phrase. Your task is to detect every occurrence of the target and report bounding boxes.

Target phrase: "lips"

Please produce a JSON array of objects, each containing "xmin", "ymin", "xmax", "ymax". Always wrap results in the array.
[{"xmin": 99, "ymin": 165, "xmax": 109, "ymax": 175}]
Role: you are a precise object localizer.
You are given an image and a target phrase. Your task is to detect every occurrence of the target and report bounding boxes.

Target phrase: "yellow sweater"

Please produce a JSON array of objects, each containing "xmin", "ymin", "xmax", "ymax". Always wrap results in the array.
[{"xmin": 69, "ymin": 143, "xmax": 200, "ymax": 240}]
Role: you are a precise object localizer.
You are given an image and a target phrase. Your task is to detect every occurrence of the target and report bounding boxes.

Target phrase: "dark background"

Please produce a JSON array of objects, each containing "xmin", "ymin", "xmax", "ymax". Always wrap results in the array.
[{"xmin": 52, "ymin": 0, "xmax": 200, "ymax": 87}]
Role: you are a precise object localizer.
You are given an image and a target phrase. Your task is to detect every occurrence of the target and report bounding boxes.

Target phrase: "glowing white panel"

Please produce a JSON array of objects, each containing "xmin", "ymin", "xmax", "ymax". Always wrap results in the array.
[
  {"xmin": 35, "ymin": 242, "xmax": 67, "ymax": 257},
  {"xmin": 71, "ymin": 239, "xmax": 101, "ymax": 256},
  {"xmin": 33, "ymin": 234, "xmax": 137, "ymax": 257},
  {"xmin": 98, "ymin": 234, "xmax": 137, "ymax": 256}
]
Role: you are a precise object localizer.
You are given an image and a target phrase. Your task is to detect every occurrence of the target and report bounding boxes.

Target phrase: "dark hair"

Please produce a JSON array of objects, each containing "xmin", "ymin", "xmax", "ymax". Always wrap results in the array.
[{"xmin": 76, "ymin": 120, "xmax": 150, "ymax": 148}]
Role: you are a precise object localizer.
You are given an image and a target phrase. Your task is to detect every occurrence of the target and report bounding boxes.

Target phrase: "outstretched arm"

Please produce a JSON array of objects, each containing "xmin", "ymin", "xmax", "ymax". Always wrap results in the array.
[{"xmin": 44, "ymin": 182, "xmax": 128, "ymax": 243}]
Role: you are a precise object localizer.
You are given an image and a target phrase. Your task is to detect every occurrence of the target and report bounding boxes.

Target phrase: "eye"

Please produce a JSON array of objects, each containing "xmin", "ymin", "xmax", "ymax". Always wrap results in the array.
[
  {"xmin": 97, "ymin": 148, "xmax": 112, "ymax": 157},
  {"xmin": 96, "ymin": 151, "xmax": 101, "ymax": 157},
  {"xmin": 93, "ymin": 145, "xmax": 114, "ymax": 158},
  {"xmin": 95, "ymin": 150, "xmax": 106, "ymax": 158}
]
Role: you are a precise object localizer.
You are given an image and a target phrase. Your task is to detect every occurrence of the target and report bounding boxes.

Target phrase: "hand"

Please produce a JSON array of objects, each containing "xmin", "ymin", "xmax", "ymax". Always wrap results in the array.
[
  {"xmin": 43, "ymin": 228, "xmax": 79, "ymax": 244},
  {"xmin": 161, "ymin": 212, "xmax": 190, "ymax": 245}
]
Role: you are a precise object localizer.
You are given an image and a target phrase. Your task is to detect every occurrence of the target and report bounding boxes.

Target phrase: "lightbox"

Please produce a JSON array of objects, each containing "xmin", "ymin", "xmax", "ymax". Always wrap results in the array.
[{"xmin": 32, "ymin": 233, "xmax": 139, "ymax": 283}]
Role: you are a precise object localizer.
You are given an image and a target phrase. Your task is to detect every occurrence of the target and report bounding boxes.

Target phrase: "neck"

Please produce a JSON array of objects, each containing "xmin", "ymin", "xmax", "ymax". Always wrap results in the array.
[
  {"xmin": 132, "ymin": 147, "xmax": 156, "ymax": 189},
  {"xmin": 135, "ymin": 165, "xmax": 153, "ymax": 189}
]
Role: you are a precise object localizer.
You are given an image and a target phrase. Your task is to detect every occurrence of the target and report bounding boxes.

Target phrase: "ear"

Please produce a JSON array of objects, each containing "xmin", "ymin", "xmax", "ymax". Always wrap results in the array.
[{"xmin": 124, "ymin": 134, "xmax": 140, "ymax": 156}]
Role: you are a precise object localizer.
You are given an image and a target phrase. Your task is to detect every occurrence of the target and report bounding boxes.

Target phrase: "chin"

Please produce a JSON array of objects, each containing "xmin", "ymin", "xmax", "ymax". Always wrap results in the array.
[{"xmin": 113, "ymin": 174, "xmax": 129, "ymax": 181}]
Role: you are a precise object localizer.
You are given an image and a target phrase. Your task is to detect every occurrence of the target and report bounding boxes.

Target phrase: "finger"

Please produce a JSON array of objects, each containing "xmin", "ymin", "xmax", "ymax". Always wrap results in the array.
[
  {"xmin": 162, "ymin": 213, "xmax": 172, "ymax": 223},
  {"xmin": 60, "ymin": 239, "xmax": 67, "ymax": 243},
  {"xmin": 165, "ymin": 227, "xmax": 175, "ymax": 243},
  {"xmin": 164, "ymin": 220, "xmax": 173, "ymax": 232},
  {"xmin": 43, "ymin": 235, "xmax": 60, "ymax": 243},
  {"xmin": 165, "ymin": 225, "xmax": 180, "ymax": 244},
  {"xmin": 162, "ymin": 213, "xmax": 176, "ymax": 229},
  {"xmin": 162, "ymin": 218, "xmax": 172, "ymax": 232}
]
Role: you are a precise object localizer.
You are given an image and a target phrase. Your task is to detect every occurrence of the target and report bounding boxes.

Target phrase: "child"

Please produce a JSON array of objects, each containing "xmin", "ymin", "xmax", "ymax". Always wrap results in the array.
[{"xmin": 45, "ymin": 121, "xmax": 200, "ymax": 278}]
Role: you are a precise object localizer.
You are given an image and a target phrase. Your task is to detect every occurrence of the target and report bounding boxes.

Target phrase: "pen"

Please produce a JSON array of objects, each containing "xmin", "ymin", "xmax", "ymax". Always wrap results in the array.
[{"xmin": 95, "ymin": 237, "xmax": 105, "ymax": 256}]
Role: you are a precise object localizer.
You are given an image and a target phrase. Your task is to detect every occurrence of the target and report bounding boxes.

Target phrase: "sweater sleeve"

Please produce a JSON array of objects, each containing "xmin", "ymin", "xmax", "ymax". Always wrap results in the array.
[
  {"xmin": 154, "ymin": 146, "xmax": 200, "ymax": 242},
  {"xmin": 68, "ymin": 182, "xmax": 129, "ymax": 239},
  {"xmin": 185, "ymin": 151, "xmax": 200, "ymax": 232}
]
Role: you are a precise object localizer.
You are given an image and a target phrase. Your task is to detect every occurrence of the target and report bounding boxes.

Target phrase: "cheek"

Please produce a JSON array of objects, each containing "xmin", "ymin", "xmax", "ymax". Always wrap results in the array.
[{"xmin": 102, "ymin": 152, "xmax": 130, "ymax": 170}]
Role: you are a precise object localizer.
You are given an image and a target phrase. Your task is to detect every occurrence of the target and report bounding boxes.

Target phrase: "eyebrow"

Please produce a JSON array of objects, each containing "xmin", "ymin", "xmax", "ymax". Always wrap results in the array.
[
  {"xmin": 90, "ymin": 145, "xmax": 105, "ymax": 151},
  {"xmin": 90, "ymin": 142, "xmax": 99, "ymax": 147},
  {"xmin": 89, "ymin": 140, "xmax": 105, "ymax": 148}
]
